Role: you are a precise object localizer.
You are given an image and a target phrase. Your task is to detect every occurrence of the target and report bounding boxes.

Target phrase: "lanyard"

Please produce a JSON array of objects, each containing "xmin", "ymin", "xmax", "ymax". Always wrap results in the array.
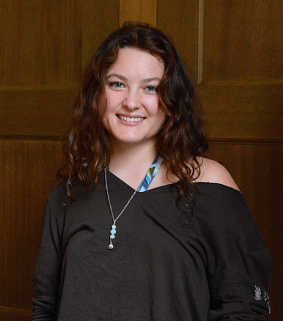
[{"xmin": 138, "ymin": 155, "xmax": 163, "ymax": 192}]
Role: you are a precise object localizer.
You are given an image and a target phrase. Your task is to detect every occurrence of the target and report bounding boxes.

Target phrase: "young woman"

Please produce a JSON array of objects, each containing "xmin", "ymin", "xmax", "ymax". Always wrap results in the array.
[{"xmin": 33, "ymin": 22, "xmax": 271, "ymax": 320}]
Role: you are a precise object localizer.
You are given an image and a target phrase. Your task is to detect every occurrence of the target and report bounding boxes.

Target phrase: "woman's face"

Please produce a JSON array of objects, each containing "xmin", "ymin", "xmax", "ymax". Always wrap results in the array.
[{"xmin": 101, "ymin": 48, "xmax": 165, "ymax": 149}]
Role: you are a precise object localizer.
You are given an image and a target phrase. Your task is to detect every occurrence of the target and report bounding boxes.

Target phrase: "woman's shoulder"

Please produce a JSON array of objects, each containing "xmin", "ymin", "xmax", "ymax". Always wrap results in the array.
[
  {"xmin": 47, "ymin": 179, "xmax": 70, "ymax": 208},
  {"xmin": 191, "ymin": 158, "xmax": 252, "ymax": 231},
  {"xmin": 191, "ymin": 159, "xmax": 270, "ymax": 255},
  {"xmin": 194, "ymin": 157, "xmax": 240, "ymax": 192},
  {"xmin": 48, "ymin": 177, "xmax": 92, "ymax": 210}
]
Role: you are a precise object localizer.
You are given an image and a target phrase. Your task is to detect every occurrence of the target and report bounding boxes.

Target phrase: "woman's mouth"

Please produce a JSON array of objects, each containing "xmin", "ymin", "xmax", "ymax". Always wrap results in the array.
[{"xmin": 117, "ymin": 115, "xmax": 145, "ymax": 122}]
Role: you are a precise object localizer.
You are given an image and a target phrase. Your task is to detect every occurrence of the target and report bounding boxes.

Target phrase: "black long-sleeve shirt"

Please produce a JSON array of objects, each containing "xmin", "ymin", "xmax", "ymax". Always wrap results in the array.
[{"xmin": 33, "ymin": 171, "xmax": 272, "ymax": 320}]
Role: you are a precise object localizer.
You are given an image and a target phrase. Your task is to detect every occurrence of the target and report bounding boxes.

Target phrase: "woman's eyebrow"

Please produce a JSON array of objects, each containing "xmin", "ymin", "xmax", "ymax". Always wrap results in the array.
[
  {"xmin": 106, "ymin": 74, "xmax": 161, "ymax": 83},
  {"xmin": 106, "ymin": 73, "xmax": 127, "ymax": 81},
  {"xmin": 142, "ymin": 77, "xmax": 161, "ymax": 83}
]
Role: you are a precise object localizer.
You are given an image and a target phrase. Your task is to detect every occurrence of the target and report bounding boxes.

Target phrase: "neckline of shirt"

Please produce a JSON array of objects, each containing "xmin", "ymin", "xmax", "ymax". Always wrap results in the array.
[{"xmin": 105, "ymin": 169, "xmax": 243, "ymax": 196}]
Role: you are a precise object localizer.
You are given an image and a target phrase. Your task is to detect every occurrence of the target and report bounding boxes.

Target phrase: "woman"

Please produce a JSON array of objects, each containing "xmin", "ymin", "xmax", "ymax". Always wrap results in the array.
[{"xmin": 33, "ymin": 22, "xmax": 272, "ymax": 320}]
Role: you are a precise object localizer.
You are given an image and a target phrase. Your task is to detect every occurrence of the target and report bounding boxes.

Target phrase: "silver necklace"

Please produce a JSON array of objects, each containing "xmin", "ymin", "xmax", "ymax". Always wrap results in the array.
[{"xmin": 104, "ymin": 168, "xmax": 141, "ymax": 250}]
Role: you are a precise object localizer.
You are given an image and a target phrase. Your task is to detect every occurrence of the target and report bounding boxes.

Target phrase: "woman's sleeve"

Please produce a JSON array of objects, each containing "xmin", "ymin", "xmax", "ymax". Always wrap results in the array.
[
  {"xmin": 32, "ymin": 195, "xmax": 65, "ymax": 321},
  {"xmin": 199, "ymin": 187, "xmax": 272, "ymax": 320}
]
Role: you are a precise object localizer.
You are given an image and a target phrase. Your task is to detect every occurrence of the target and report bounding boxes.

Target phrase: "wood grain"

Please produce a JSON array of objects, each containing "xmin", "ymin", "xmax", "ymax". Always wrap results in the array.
[
  {"xmin": 81, "ymin": 0, "xmax": 119, "ymax": 69},
  {"xmin": 0, "ymin": 2, "xmax": 120, "ymax": 318},
  {"xmin": 157, "ymin": 0, "xmax": 199, "ymax": 81},
  {"xmin": 0, "ymin": 86, "xmax": 76, "ymax": 137},
  {"xmin": 0, "ymin": 306, "xmax": 32, "ymax": 321},
  {"xmin": 203, "ymin": 0, "xmax": 283, "ymax": 81},
  {"xmin": 119, "ymin": 0, "xmax": 157, "ymax": 26},
  {"xmin": 0, "ymin": 140, "xmax": 65, "ymax": 310},
  {"xmin": 200, "ymin": 80, "xmax": 283, "ymax": 139},
  {"xmin": 0, "ymin": 0, "xmax": 81, "ymax": 86}
]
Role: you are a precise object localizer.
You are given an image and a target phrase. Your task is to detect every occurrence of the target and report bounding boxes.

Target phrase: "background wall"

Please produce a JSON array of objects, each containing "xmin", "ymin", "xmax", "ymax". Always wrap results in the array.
[{"xmin": 0, "ymin": 0, "xmax": 282, "ymax": 320}]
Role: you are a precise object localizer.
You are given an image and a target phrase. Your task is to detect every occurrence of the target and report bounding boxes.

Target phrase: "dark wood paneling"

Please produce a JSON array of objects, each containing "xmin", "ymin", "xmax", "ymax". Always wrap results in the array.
[
  {"xmin": 82, "ymin": 0, "xmax": 119, "ymax": 68},
  {"xmin": 0, "ymin": 306, "xmax": 32, "ymax": 321},
  {"xmin": 119, "ymin": 0, "xmax": 157, "ymax": 28},
  {"xmin": 0, "ymin": 0, "xmax": 81, "ymax": 86},
  {"xmin": 157, "ymin": 0, "xmax": 199, "ymax": 81},
  {"xmin": 0, "ymin": 140, "xmax": 64, "ymax": 311},
  {"xmin": 204, "ymin": 0, "xmax": 283, "ymax": 81},
  {"xmin": 199, "ymin": 0, "xmax": 283, "ymax": 141},
  {"xmin": 200, "ymin": 80, "xmax": 283, "ymax": 139},
  {"xmin": 0, "ymin": 0, "xmax": 120, "ymax": 139},
  {"xmin": 0, "ymin": 1, "xmax": 119, "ymax": 319},
  {"xmin": 0, "ymin": 87, "xmax": 75, "ymax": 137}
]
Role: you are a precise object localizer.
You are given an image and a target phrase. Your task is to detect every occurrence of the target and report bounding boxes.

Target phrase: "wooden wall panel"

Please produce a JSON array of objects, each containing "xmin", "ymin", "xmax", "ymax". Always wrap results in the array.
[
  {"xmin": 158, "ymin": 0, "xmax": 283, "ymax": 139},
  {"xmin": 0, "ymin": 0, "xmax": 119, "ymax": 139},
  {"xmin": 0, "ymin": 140, "xmax": 64, "ymax": 318},
  {"xmin": 119, "ymin": 0, "xmax": 157, "ymax": 27},
  {"xmin": 0, "ymin": 1, "xmax": 119, "ymax": 320},
  {"xmin": 82, "ymin": 0, "xmax": 119, "ymax": 68},
  {"xmin": 204, "ymin": 0, "xmax": 283, "ymax": 81},
  {"xmin": 157, "ymin": 0, "xmax": 199, "ymax": 81},
  {"xmin": 200, "ymin": 80, "xmax": 283, "ymax": 139},
  {"xmin": 199, "ymin": 0, "xmax": 283, "ymax": 139},
  {"xmin": 0, "ymin": 87, "xmax": 75, "ymax": 137},
  {"xmin": 0, "ymin": 0, "xmax": 81, "ymax": 86},
  {"xmin": 0, "ymin": 306, "xmax": 32, "ymax": 321}
]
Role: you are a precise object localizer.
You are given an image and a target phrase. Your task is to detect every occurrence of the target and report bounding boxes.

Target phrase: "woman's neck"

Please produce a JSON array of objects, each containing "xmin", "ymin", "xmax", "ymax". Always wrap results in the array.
[{"xmin": 108, "ymin": 142, "xmax": 158, "ymax": 190}]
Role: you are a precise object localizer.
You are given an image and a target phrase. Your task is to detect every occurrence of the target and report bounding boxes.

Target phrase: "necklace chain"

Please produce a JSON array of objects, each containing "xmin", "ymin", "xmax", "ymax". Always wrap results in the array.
[
  {"xmin": 104, "ymin": 168, "xmax": 142, "ymax": 250},
  {"xmin": 104, "ymin": 168, "xmax": 138, "ymax": 225},
  {"xmin": 104, "ymin": 155, "xmax": 163, "ymax": 250}
]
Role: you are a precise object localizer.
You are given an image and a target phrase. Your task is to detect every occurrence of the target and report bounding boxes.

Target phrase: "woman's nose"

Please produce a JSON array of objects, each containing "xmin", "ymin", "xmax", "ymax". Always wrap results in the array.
[{"xmin": 122, "ymin": 89, "xmax": 140, "ymax": 110}]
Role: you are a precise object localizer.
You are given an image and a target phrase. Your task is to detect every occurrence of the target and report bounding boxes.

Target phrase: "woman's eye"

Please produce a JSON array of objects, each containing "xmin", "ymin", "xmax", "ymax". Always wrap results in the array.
[
  {"xmin": 145, "ymin": 85, "xmax": 158, "ymax": 93},
  {"xmin": 109, "ymin": 82, "xmax": 125, "ymax": 89}
]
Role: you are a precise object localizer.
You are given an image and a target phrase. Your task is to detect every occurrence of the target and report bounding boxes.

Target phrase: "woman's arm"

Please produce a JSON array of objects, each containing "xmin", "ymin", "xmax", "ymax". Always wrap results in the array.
[
  {"xmin": 33, "ymin": 188, "xmax": 66, "ymax": 320},
  {"xmin": 196, "ymin": 159, "xmax": 272, "ymax": 320}
]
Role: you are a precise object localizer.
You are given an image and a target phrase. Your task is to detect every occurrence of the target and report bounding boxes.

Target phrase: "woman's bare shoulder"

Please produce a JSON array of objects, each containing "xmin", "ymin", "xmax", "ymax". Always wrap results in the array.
[{"xmin": 194, "ymin": 157, "xmax": 240, "ymax": 191}]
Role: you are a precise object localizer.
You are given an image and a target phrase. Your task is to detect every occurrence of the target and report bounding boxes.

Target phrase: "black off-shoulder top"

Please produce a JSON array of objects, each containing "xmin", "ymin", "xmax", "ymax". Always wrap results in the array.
[{"xmin": 33, "ymin": 171, "xmax": 272, "ymax": 321}]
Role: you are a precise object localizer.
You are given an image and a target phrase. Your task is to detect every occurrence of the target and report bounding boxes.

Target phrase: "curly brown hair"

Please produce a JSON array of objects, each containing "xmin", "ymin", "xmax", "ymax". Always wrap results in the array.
[{"xmin": 60, "ymin": 22, "xmax": 209, "ymax": 198}]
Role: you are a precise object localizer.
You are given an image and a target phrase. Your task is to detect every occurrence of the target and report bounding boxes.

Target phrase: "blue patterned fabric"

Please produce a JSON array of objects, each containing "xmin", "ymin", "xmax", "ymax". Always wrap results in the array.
[{"xmin": 138, "ymin": 155, "xmax": 163, "ymax": 192}]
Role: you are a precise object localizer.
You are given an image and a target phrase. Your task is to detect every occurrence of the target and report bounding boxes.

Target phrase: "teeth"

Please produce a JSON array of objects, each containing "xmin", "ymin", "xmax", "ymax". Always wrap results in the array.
[{"xmin": 119, "ymin": 115, "xmax": 144, "ymax": 122}]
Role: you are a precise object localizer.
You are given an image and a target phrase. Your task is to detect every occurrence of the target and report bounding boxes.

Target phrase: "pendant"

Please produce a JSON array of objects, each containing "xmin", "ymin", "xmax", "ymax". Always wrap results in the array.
[
  {"xmin": 110, "ymin": 224, "xmax": 116, "ymax": 238},
  {"xmin": 108, "ymin": 224, "xmax": 116, "ymax": 249}
]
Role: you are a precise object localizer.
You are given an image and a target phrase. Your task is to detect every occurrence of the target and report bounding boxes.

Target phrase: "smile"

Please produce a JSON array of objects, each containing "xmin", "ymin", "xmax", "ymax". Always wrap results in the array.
[{"xmin": 118, "ymin": 115, "xmax": 145, "ymax": 122}]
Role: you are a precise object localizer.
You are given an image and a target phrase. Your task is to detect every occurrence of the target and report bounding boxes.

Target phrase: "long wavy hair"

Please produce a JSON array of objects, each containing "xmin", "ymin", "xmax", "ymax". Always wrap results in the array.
[{"xmin": 60, "ymin": 22, "xmax": 209, "ymax": 199}]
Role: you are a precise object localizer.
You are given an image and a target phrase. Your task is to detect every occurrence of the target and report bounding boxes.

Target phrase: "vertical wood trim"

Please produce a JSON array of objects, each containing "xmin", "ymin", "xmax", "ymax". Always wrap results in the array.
[
  {"xmin": 81, "ymin": 0, "xmax": 119, "ymax": 69},
  {"xmin": 157, "ymin": 0, "xmax": 199, "ymax": 79},
  {"xmin": 197, "ymin": 0, "xmax": 204, "ymax": 84},
  {"xmin": 119, "ymin": 0, "xmax": 157, "ymax": 26}
]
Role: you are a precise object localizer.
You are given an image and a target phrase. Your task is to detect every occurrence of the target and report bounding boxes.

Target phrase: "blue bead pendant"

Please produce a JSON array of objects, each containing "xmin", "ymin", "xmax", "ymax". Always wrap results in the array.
[{"xmin": 108, "ymin": 224, "xmax": 116, "ymax": 249}]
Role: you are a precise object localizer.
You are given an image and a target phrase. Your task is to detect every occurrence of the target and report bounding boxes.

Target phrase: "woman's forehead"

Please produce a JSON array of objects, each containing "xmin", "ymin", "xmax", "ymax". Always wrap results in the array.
[{"xmin": 106, "ymin": 48, "xmax": 164, "ymax": 79}]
